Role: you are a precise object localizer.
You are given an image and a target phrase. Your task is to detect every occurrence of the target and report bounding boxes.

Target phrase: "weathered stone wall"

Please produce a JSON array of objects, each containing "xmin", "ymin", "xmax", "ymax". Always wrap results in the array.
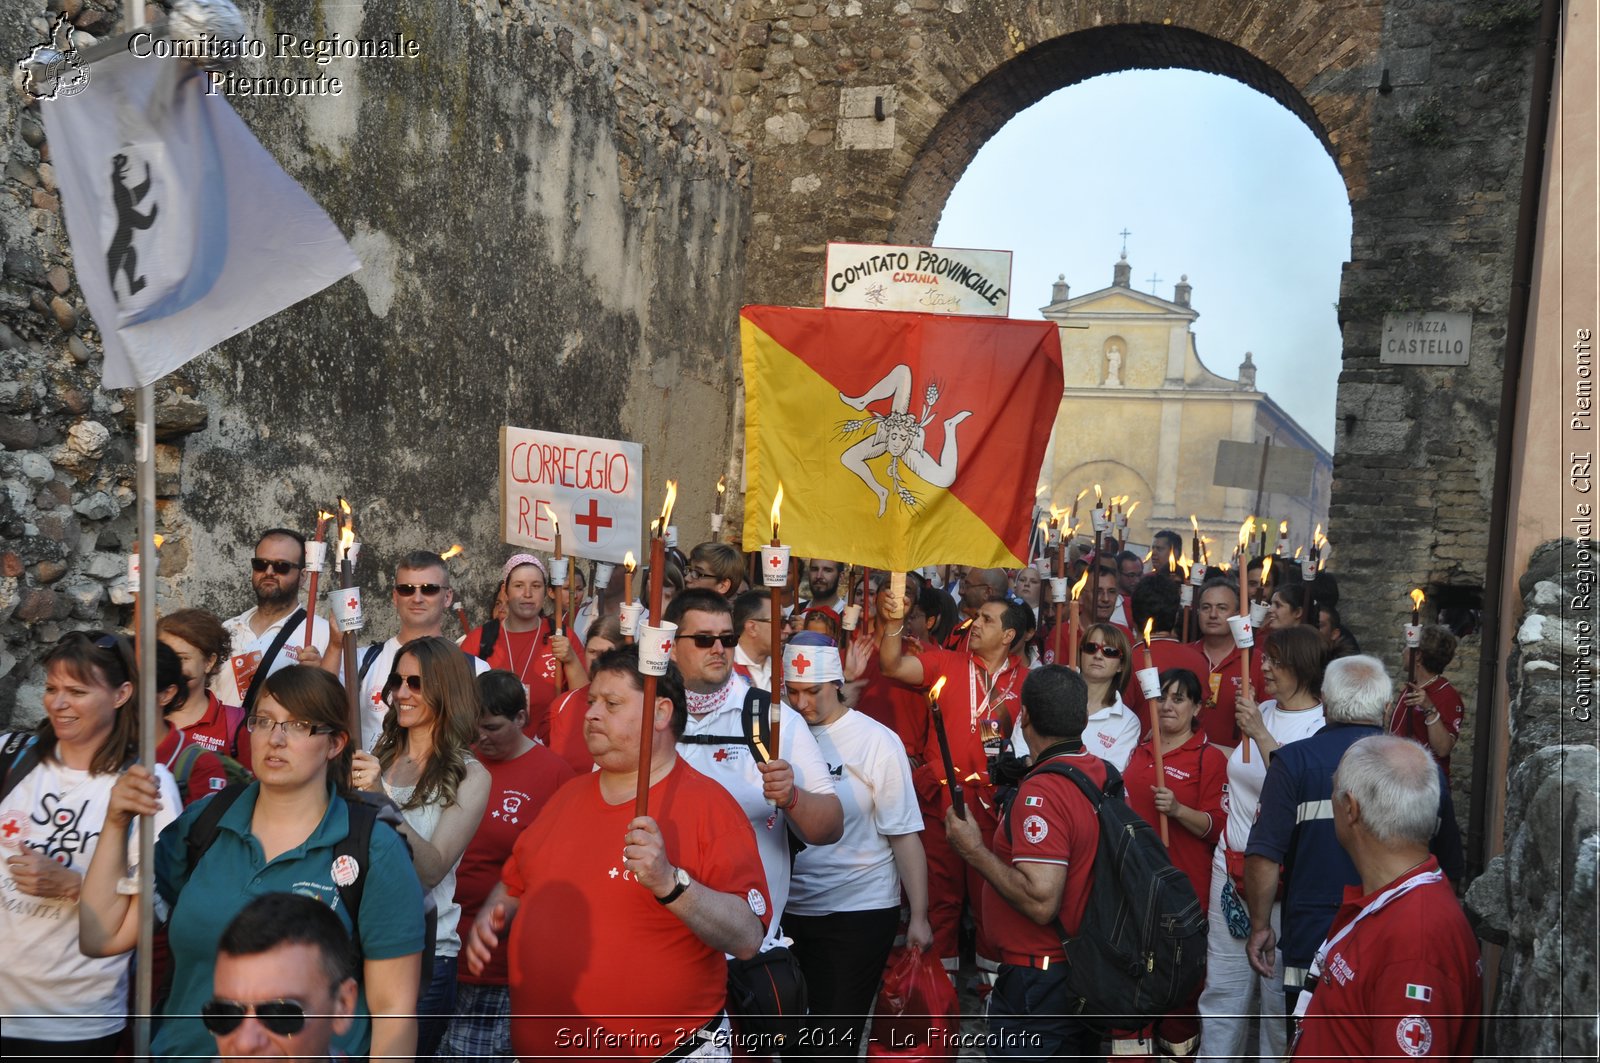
[
  {"xmin": 0, "ymin": 0, "xmax": 750, "ymax": 720},
  {"xmin": 1466, "ymin": 538, "xmax": 1599, "ymax": 1063}
]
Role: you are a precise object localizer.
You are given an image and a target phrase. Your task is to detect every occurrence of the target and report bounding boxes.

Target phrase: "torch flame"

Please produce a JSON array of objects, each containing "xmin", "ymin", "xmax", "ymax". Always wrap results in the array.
[
  {"xmin": 770, "ymin": 482, "xmax": 785, "ymax": 539},
  {"xmin": 1094, "ymin": 484, "xmax": 1103, "ymax": 504},
  {"xmin": 1313, "ymin": 523, "xmax": 1325, "ymax": 547},
  {"xmin": 1279, "ymin": 520, "xmax": 1289, "ymax": 535},
  {"xmin": 1126, "ymin": 500, "xmax": 1140, "ymax": 520},
  {"xmin": 1294, "ymin": 546, "xmax": 1303, "ymax": 559},
  {"xmin": 1076, "ymin": 488, "xmax": 1089, "ymax": 503},
  {"xmin": 716, "ymin": 475, "xmax": 726, "ymax": 496},
  {"xmin": 1050, "ymin": 504, "xmax": 1062, "ymax": 523},
  {"xmin": 338, "ymin": 526, "xmax": 354, "ymax": 553},
  {"xmin": 1071, "ymin": 570, "xmax": 1089, "ymax": 600},
  {"xmin": 660, "ymin": 480, "xmax": 679, "ymax": 529},
  {"xmin": 338, "ymin": 497, "xmax": 351, "ymax": 520},
  {"xmin": 624, "ymin": 551, "xmax": 637, "ymax": 572},
  {"xmin": 1038, "ymin": 517, "xmax": 1048, "ymax": 533},
  {"xmin": 1143, "ymin": 618, "xmax": 1154, "ymax": 646},
  {"xmin": 1190, "ymin": 514, "xmax": 1201, "ymax": 535},
  {"xmin": 929, "ymin": 676, "xmax": 948, "ymax": 701},
  {"xmin": 1238, "ymin": 517, "xmax": 1254, "ymax": 553},
  {"xmin": 1168, "ymin": 552, "xmax": 1178, "ymax": 573},
  {"xmin": 317, "ymin": 509, "xmax": 335, "ymax": 522},
  {"xmin": 153, "ymin": 534, "xmax": 165, "ymax": 549},
  {"xmin": 1410, "ymin": 588, "xmax": 1426, "ymax": 609},
  {"xmin": 541, "ymin": 502, "xmax": 561, "ymax": 536},
  {"xmin": 1261, "ymin": 556, "xmax": 1273, "ymax": 585},
  {"xmin": 441, "ymin": 544, "xmax": 464, "ymax": 562}
]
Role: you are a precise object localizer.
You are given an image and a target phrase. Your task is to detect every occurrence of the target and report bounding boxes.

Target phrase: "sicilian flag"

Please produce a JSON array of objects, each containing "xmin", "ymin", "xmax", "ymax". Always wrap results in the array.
[
  {"xmin": 741, "ymin": 306, "xmax": 1063, "ymax": 570},
  {"xmin": 40, "ymin": 42, "xmax": 359, "ymax": 389}
]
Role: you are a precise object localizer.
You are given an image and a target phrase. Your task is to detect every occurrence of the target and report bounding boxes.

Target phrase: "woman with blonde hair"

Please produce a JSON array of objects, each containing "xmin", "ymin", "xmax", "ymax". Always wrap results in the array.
[
  {"xmin": 1077, "ymin": 622, "xmax": 1141, "ymax": 770},
  {"xmin": 353, "ymin": 635, "xmax": 491, "ymax": 1057}
]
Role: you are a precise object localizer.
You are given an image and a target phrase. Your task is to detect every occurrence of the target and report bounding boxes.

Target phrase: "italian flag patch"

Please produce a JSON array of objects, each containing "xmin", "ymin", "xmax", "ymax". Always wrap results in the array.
[
  {"xmin": 1023, "ymin": 796, "xmax": 1044, "ymax": 807},
  {"xmin": 1405, "ymin": 984, "xmax": 1433, "ymax": 1002}
]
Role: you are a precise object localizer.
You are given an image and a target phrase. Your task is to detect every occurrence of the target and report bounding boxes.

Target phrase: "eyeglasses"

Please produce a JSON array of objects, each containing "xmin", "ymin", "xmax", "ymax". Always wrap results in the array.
[
  {"xmin": 676, "ymin": 632, "xmax": 739, "ymax": 649},
  {"xmin": 394, "ymin": 583, "xmax": 444, "ymax": 597},
  {"xmin": 245, "ymin": 715, "xmax": 338, "ymax": 739},
  {"xmin": 383, "ymin": 674, "xmax": 425, "ymax": 693},
  {"xmin": 201, "ymin": 998, "xmax": 309, "ymax": 1036},
  {"xmin": 251, "ymin": 558, "xmax": 303, "ymax": 575},
  {"xmin": 1080, "ymin": 641, "xmax": 1124, "ymax": 660},
  {"xmin": 684, "ymin": 567, "xmax": 711, "ymax": 582}
]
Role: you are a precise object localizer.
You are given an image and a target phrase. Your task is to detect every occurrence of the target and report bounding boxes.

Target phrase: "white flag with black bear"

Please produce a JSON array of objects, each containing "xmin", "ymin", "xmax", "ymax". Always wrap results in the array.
[{"xmin": 40, "ymin": 42, "xmax": 359, "ymax": 389}]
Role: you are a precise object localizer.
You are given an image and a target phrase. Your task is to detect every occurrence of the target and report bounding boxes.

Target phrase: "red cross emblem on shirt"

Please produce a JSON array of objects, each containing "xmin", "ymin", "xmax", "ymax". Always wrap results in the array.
[
  {"xmin": 1396, "ymin": 1017, "xmax": 1432, "ymax": 1055},
  {"xmin": 791, "ymin": 653, "xmax": 811, "ymax": 675},
  {"xmin": 0, "ymin": 813, "xmax": 23, "ymax": 843},
  {"xmin": 370, "ymin": 687, "xmax": 384, "ymax": 705},
  {"xmin": 1022, "ymin": 815, "xmax": 1048, "ymax": 844}
]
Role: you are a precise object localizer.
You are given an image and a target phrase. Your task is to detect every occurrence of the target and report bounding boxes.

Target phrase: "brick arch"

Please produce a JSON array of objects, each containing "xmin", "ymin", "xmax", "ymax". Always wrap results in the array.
[{"xmin": 887, "ymin": 21, "xmax": 1356, "ymax": 246}]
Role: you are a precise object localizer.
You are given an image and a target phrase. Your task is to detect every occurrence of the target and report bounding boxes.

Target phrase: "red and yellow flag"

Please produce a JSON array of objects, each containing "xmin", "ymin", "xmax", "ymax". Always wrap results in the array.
[{"xmin": 741, "ymin": 306, "xmax": 1064, "ymax": 570}]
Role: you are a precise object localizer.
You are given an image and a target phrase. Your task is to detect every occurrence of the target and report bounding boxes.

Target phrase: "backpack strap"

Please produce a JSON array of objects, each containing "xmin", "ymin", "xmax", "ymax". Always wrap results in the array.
[
  {"xmin": 334, "ymin": 796, "xmax": 378, "ymax": 964},
  {"xmin": 222, "ymin": 702, "xmax": 247, "ymax": 760},
  {"xmin": 357, "ymin": 643, "xmax": 386, "ymax": 682},
  {"xmin": 677, "ymin": 687, "xmax": 773, "ymax": 764},
  {"xmin": 0, "ymin": 732, "xmax": 42, "ymax": 803},
  {"xmin": 1002, "ymin": 758, "xmax": 1121, "ymax": 843},
  {"xmin": 171, "ymin": 741, "xmax": 209, "ymax": 806},
  {"xmin": 183, "ymin": 782, "xmax": 251, "ymax": 880},
  {"xmin": 475, "ymin": 619, "xmax": 502, "ymax": 663},
  {"xmin": 240, "ymin": 608, "xmax": 307, "ymax": 715}
]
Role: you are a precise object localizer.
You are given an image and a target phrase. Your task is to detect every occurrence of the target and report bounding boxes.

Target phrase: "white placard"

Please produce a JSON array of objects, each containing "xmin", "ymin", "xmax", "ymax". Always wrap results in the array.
[
  {"xmin": 501, "ymin": 426, "xmax": 643, "ymax": 564},
  {"xmin": 1380, "ymin": 311, "xmax": 1472, "ymax": 366},
  {"xmin": 824, "ymin": 242, "xmax": 1012, "ymax": 317}
]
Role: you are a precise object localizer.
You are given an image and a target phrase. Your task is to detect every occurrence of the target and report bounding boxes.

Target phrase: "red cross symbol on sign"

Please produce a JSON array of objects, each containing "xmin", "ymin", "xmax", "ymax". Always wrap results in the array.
[
  {"xmin": 792, "ymin": 653, "xmax": 811, "ymax": 675},
  {"xmin": 574, "ymin": 498, "xmax": 613, "ymax": 543},
  {"xmin": 767, "ymin": 553, "xmax": 784, "ymax": 569}
]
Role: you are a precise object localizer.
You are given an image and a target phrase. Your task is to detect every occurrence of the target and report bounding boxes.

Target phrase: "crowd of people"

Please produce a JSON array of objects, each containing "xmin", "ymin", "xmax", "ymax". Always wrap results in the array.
[{"xmin": 0, "ymin": 522, "xmax": 1482, "ymax": 1061}]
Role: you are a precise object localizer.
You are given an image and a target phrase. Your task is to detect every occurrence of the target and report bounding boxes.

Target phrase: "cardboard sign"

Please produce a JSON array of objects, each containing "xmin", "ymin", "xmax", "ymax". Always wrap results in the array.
[
  {"xmin": 500, "ymin": 427, "xmax": 643, "ymax": 564},
  {"xmin": 824, "ymin": 242, "xmax": 1013, "ymax": 317}
]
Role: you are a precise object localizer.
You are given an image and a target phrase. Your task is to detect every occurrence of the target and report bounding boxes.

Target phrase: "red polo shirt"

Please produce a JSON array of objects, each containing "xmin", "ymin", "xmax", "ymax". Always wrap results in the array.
[
  {"xmin": 913, "ymin": 646, "xmax": 1027, "ymax": 801},
  {"xmin": 1293, "ymin": 857, "xmax": 1480, "ymax": 1061},
  {"xmin": 1189, "ymin": 640, "xmax": 1267, "ymax": 750},
  {"xmin": 1388, "ymin": 675, "xmax": 1465, "ymax": 772},
  {"xmin": 1121, "ymin": 730, "xmax": 1227, "ymax": 909},
  {"xmin": 462, "ymin": 619, "xmax": 560, "ymax": 742}
]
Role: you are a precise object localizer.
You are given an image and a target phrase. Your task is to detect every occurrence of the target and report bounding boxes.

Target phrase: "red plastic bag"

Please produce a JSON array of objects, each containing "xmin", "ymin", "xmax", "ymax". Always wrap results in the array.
[{"xmin": 866, "ymin": 946, "xmax": 961, "ymax": 1063}]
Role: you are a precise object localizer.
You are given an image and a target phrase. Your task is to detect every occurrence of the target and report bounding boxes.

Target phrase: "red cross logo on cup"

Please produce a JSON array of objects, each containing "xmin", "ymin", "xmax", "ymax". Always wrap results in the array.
[
  {"xmin": 792, "ymin": 653, "xmax": 811, "ymax": 675},
  {"xmin": 767, "ymin": 553, "xmax": 783, "ymax": 569},
  {"xmin": 659, "ymin": 637, "xmax": 673, "ymax": 655},
  {"xmin": 346, "ymin": 596, "xmax": 358, "ymax": 611}
]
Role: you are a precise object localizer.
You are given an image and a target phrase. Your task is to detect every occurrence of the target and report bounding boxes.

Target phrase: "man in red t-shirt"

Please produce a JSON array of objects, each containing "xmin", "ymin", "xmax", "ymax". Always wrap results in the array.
[
  {"xmin": 442, "ymin": 671, "xmax": 575, "ymax": 1059},
  {"xmin": 464, "ymin": 648, "xmax": 769, "ymax": 1063},
  {"xmin": 1190, "ymin": 579, "xmax": 1266, "ymax": 753},
  {"xmin": 878, "ymin": 590, "xmax": 1032, "ymax": 979},
  {"xmin": 945, "ymin": 665, "xmax": 1108, "ymax": 1058},
  {"xmin": 1388, "ymin": 625, "xmax": 1466, "ymax": 771},
  {"xmin": 1124, "ymin": 574, "xmax": 1212, "ymax": 731},
  {"xmin": 1292, "ymin": 735, "xmax": 1480, "ymax": 1062}
]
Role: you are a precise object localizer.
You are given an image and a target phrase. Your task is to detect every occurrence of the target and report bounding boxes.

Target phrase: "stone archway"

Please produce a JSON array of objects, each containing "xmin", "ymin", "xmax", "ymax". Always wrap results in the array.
[{"xmin": 732, "ymin": 0, "xmax": 1539, "ymax": 826}]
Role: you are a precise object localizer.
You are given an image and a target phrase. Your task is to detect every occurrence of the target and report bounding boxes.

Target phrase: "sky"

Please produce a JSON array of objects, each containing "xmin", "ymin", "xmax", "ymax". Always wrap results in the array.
[{"xmin": 934, "ymin": 69, "xmax": 1351, "ymax": 451}]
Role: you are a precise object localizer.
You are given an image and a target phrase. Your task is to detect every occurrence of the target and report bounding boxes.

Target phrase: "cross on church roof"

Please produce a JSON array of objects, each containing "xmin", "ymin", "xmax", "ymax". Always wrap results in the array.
[
  {"xmin": 1146, "ymin": 272, "xmax": 1163, "ymax": 294},
  {"xmin": 1118, "ymin": 228, "xmax": 1132, "ymax": 256}
]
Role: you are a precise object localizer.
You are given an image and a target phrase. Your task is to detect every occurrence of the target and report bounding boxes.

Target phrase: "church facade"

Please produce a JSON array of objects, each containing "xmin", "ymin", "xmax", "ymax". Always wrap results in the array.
[{"xmin": 1039, "ymin": 255, "xmax": 1332, "ymax": 559}]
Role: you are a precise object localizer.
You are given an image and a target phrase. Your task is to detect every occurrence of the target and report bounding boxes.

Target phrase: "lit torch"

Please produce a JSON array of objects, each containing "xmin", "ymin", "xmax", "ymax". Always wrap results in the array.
[
  {"xmin": 301, "ymin": 513, "xmax": 336, "ymax": 646},
  {"xmin": 440, "ymin": 544, "xmax": 469, "ymax": 631},
  {"xmin": 1067, "ymin": 569, "xmax": 1088, "ymax": 669},
  {"xmin": 927, "ymin": 676, "xmax": 965, "ymax": 819},
  {"xmin": 768, "ymin": 483, "xmax": 785, "ymax": 759},
  {"xmin": 712, "ymin": 475, "xmax": 728, "ymax": 539},
  {"xmin": 636, "ymin": 483, "xmax": 677, "ymax": 817},
  {"xmin": 1141, "ymin": 616, "xmax": 1168, "ymax": 845}
]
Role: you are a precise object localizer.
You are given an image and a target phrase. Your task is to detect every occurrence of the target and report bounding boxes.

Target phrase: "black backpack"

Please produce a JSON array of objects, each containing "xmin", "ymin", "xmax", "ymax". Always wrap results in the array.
[
  {"xmin": 182, "ymin": 784, "xmax": 437, "ymax": 989},
  {"xmin": 1004, "ymin": 759, "xmax": 1207, "ymax": 1027}
]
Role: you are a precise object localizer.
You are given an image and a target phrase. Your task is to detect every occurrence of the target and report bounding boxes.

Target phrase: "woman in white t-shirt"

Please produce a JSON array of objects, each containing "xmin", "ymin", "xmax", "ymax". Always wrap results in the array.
[
  {"xmin": 1079, "ymin": 623, "xmax": 1142, "ymax": 770},
  {"xmin": 1197, "ymin": 624, "xmax": 1327, "ymax": 1063},
  {"xmin": 353, "ymin": 636, "xmax": 490, "ymax": 1058},
  {"xmin": 0, "ymin": 632, "xmax": 179, "ymax": 1057},
  {"xmin": 782, "ymin": 634, "xmax": 931, "ymax": 1058}
]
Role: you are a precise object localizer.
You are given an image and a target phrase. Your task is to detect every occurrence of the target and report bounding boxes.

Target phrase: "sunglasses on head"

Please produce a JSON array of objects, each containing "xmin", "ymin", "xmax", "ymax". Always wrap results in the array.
[
  {"xmin": 201, "ymin": 998, "xmax": 309, "ymax": 1036},
  {"xmin": 676, "ymin": 632, "xmax": 739, "ymax": 649},
  {"xmin": 384, "ymin": 674, "xmax": 425, "ymax": 693},
  {"xmin": 394, "ymin": 583, "xmax": 444, "ymax": 597},
  {"xmin": 251, "ymin": 558, "xmax": 303, "ymax": 575},
  {"xmin": 1080, "ymin": 641, "xmax": 1124, "ymax": 660}
]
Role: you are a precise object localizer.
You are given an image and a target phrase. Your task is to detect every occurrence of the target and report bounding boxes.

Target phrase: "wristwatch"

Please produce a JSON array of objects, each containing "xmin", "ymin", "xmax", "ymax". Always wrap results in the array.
[{"xmin": 656, "ymin": 866, "xmax": 691, "ymax": 905}]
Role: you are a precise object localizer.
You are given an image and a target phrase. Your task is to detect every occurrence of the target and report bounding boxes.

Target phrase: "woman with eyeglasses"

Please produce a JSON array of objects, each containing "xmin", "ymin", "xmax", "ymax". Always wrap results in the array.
[
  {"xmin": 80, "ymin": 665, "xmax": 425, "ymax": 1061},
  {"xmin": 352, "ymin": 636, "xmax": 491, "ymax": 1058},
  {"xmin": 1117, "ymin": 668, "xmax": 1228, "ymax": 1060},
  {"xmin": 1196, "ymin": 624, "xmax": 1327, "ymax": 1063},
  {"xmin": 1076, "ymin": 623, "xmax": 1141, "ymax": 770},
  {"xmin": 0, "ymin": 632, "xmax": 180, "ymax": 1058}
]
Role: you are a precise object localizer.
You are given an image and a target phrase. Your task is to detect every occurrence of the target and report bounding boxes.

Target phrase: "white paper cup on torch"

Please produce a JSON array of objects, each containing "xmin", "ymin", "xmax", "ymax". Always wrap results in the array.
[
  {"xmin": 665, "ymin": 525, "xmax": 679, "ymax": 549},
  {"xmin": 710, "ymin": 513, "xmax": 724, "ymax": 535},
  {"xmin": 1405, "ymin": 623, "xmax": 1422, "ymax": 648},
  {"xmin": 593, "ymin": 563, "xmax": 614, "ymax": 590},
  {"xmin": 1180, "ymin": 584, "xmax": 1195, "ymax": 607},
  {"xmin": 331, "ymin": 589, "xmax": 366, "ymax": 633},
  {"xmin": 1049, "ymin": 576, "xmax": 1068, "ymax": 603},
  {"xmin": 1226, "ymin": 614, "xmax": 1255, "ymax": 649},
  {"xmin": 760, "ymin": 544, "xmax": 791, "ymax": 588},
  {"xmin": 1249, "ymin": 600, "xmax": 1270, "ymax": 626},
  {"xmin": 1301, "ymin": 558, "xmax": 1316, "ymax": 582},
  {"xmin": 1093, "ymin": 509, "xmax": 1109, "ymax": 535},
  {"xmin": 1189, "ymin": 563, "xmax": 1207, "ymax": 587},
  {"xmin": 304, "ymin": 540, "xmax": 327, "ymax": 574},
  {"xmin": 548, "ymin": 557, "xmax": 569, "ymax": 587},
  {"xmin": 637, "ymin": 622, "xmax": 677, "ymax": 676},
  {"xmin": 1034, "ymin": 557, "xmax": 1051, "ymax": 578},
  {"xmin": 128, "ymin": 553, "xmax": 157, "ymax": 584},
  {"xmin": 842, "ymin": 603, "xmax": 862, "ymax": 631},
  {"xmin": 1136, "ymin": 667, "xmax": 1163, "ymax": 701},
  {"xmin": 619, "ymin": 601, "xmax": 644, "ymax": 636}
]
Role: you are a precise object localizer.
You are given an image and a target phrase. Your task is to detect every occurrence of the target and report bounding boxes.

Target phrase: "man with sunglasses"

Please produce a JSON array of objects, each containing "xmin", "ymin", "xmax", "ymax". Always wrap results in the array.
[
  {"xmin": 349, "ymin": 550, "xmax": 489, "ymax": 750},
  {"xmin": 215, "ymin": 529, "xmax": 332, "ymax": 709},
  {"xmin": 206, "ymin": 892, "xmax": 358, "ymax": 1062}
]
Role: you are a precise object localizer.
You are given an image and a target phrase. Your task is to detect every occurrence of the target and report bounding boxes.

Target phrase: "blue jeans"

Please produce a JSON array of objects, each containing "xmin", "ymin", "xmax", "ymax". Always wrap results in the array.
[
  {"xmin": 416, "ymin": 953, "xmax": 459, "ymax": 1059},
  {"xmin": 987, "ymin": 964, "xmax": 1104, "ymax": 1060}
]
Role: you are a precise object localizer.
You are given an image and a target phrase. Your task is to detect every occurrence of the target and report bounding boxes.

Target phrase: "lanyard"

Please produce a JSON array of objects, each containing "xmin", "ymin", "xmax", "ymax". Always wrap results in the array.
[
  {"xmin": 1292, "ymin": 868, "xmax": 1444, "ymax": 1031},
  {"xmin": 968, "ymin": 657, "xmax": 1017, "ymax": 734}
]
